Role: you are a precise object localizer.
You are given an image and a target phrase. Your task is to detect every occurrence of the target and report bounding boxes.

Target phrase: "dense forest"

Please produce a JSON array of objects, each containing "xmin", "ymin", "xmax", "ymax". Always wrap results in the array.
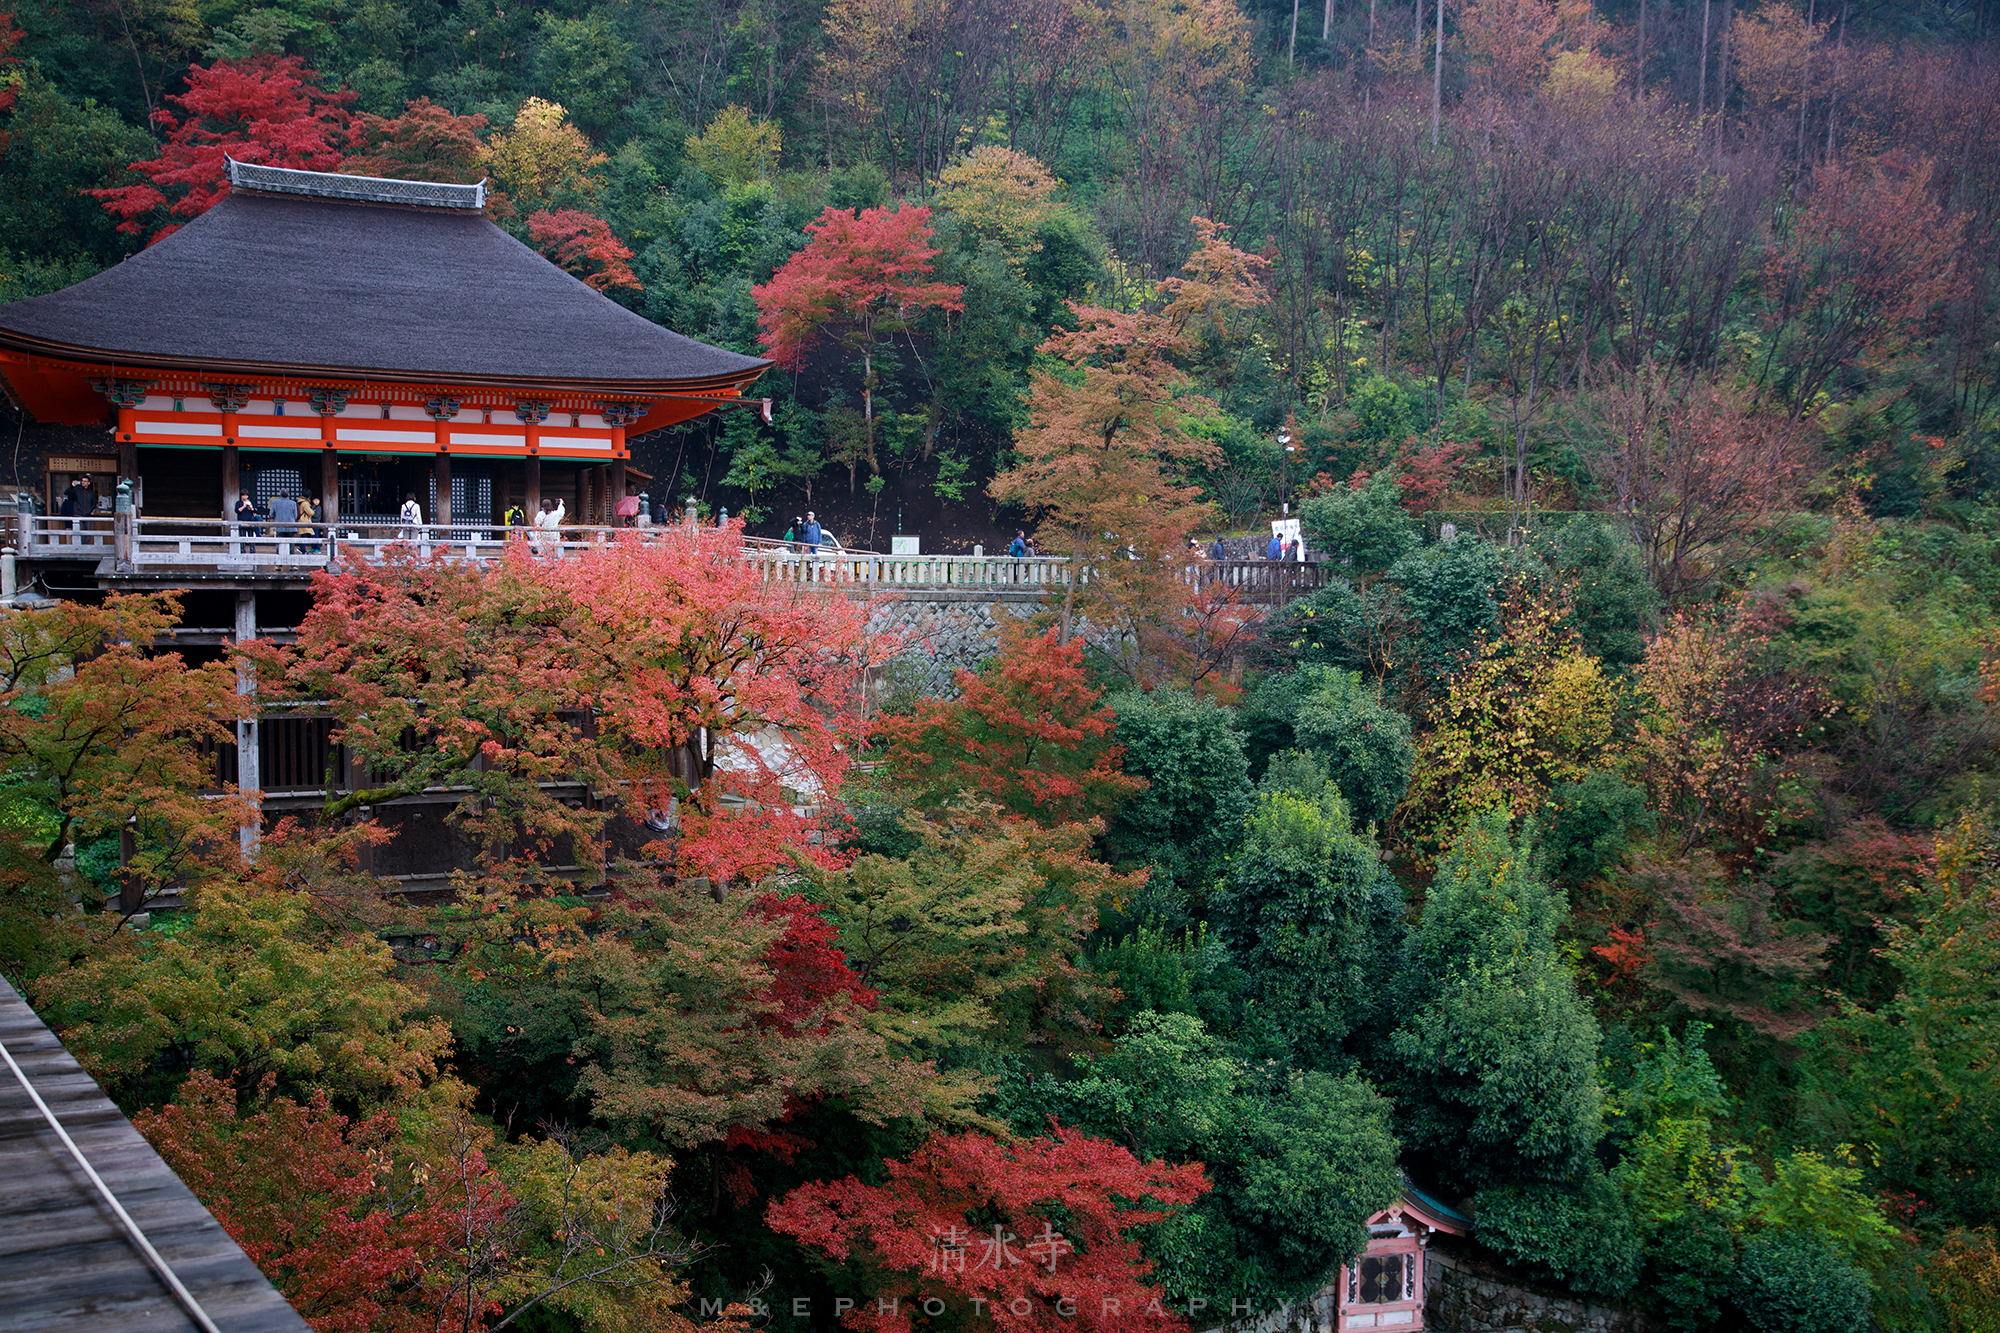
[{"xmin": 4, "ymin": 0, "xmax": 2000, "ymax": 1330}]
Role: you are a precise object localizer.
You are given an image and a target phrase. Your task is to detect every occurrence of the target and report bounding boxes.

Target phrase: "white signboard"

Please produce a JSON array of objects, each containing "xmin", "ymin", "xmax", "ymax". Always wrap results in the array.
[{"xmin": 1270, "ymin": 517, "xmax": 1304, "ymax": 559}]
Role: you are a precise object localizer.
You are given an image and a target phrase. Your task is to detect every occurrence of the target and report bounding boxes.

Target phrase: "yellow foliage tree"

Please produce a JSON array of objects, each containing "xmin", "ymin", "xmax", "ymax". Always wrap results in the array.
[
  {"xmin": 685, "ymin": 104, "xmax": 782, "ymax": 187},
  {"xmin": 1398, "ymin": 585, "xmax": 1620, "ymax": 859},
  {"xmin": 481, "ymin": 97, "xmax": 606, "ymax": 215},
  {"xmin": 936, "ymin": 145, "xmax": 1059, "ymax": 264}
]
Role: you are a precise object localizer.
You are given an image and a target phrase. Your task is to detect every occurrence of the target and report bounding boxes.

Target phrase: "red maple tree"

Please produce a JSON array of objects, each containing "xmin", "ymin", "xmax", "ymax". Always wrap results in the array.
[
  {"xmin": 90, "ymin": 54, "xmax": 354, "ymax": 239},
  {"xmin": 767, "ymin": 1125, "xmax": 1208, "ymax": 1333},
  {"xmin": 752, "ymin": 204, "xmax": 963, "ymax": 476},
  {"xmin": 341, "ymin": 97, "xmax": 488, "ymax": 183},
  {"xmin": 880, "ymin": 625, "xmax": 1143, "ymax": 827},
  {"xmin": 0, "ymin": 14, "xmax": 21, "ymax": 118},
  {"xmin": 137, "ymin": 1072, "xmax": 505, "ymax": 1333},
  {"xmin": 271, "ymin": 528, "xmax": 869, "ymax": 888},
  {"xmin": 527, "ymin": 208, "xmax": 641, "ymax": 292}
]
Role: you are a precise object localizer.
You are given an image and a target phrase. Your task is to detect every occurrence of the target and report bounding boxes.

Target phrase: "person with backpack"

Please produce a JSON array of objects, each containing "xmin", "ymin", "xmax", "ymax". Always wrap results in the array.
[
  {"xmin": 398, "ymin": 492, "xmax": 424, "ymax": 541},
  {"xmin": 803, "ymin": 511, "xmax": 823, "ymax": 554},
  {"xmin": 1009, "ymin": 531, "xmax": 1026, "ymax": 558}
]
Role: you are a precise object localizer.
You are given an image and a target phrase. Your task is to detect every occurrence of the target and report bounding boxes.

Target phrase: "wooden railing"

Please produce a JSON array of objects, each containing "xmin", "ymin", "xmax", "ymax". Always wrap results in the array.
[{"xmin": 12, "ymin": 513, "xmax": 1334, "ymax": 596}]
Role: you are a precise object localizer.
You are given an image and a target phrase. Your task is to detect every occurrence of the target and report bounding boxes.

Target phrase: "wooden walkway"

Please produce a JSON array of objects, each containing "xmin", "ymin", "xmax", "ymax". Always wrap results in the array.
[{"xmin": 0, "ymin": 973, "xmax": 309, "ymax": 1332}]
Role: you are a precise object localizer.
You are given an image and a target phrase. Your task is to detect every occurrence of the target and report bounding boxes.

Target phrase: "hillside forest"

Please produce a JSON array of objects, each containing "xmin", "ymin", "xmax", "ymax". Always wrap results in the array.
[{"xmin": 4, "ymin": 0, "xmax": 2000, "ymax": 1331}]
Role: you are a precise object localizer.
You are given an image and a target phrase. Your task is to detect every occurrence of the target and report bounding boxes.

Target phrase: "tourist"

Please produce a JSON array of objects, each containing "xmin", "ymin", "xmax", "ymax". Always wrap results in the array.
[
  {"xmin": 398, "ymin": 492, "xmax": 423, "ymax": 541},
  {"xmin": 1025, "ymin": 535, "xmax": 1037, "ymax": 557},
  {"xmin": 1210, "ymin": 535, "xmax": 1227, "ymax": 561},
  {"xmin": 503, "ymin": 501, "xmax": 526, "ymax": 528},
  {"xmin": 1266, "ymin": 531, "xmax": 1283, "ymax": 560},
  {"xmin": 234, "ymin": 491, "xmax": 260, "ymax": 542},
  {"xmin": 270, "ymin": 490, "xmax": 299, "ymax": 544},
  {"xmin": 532, "ymin": 497, "xmax": 566, "ymax": 553},
  {"xmin": 783, "ymin": 518, "xmax": 799, "ymax": 549},
  {"xmin": 1009, "ymin": 531, "xmax": 1026, "ymax": 558},
  {"xmin": 1286, "ymin": 537, "xmax": 1302, "ymax": 562},
  {"xmin": 803, "ymin": 511, "xmax": 822, "ymax": 554},
  {"xmin": 59, "ymin": 475, "xmax": 92, "ymax": 545}
]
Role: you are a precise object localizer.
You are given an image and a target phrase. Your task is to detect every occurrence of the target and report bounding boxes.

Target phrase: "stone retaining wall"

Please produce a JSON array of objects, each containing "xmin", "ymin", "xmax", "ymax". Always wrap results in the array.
[{"xmin": 1423, "ymin": 1239, "xmax": 1655, "ymax": 1333}]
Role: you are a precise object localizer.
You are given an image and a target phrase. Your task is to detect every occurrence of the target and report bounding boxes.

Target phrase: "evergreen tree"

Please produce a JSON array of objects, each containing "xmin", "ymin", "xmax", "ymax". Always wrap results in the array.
[
  {"xmin": 1390, "ymin": 812, "xmax": 1604, "ymax": 1189},
  {"xmin": 1104, "ymin": 686, "xmax": 1254, "ymax": 904},
  {"xmin": 1212, "ymin": 785, "xmax": 1404, "ymax": 1068}
]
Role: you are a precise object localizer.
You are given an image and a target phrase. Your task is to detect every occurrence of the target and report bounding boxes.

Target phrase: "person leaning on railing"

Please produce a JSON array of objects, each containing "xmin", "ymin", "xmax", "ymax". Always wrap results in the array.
[{"xmin": 531, "ymin": 498, "xmax": 566, "ymax": 553}]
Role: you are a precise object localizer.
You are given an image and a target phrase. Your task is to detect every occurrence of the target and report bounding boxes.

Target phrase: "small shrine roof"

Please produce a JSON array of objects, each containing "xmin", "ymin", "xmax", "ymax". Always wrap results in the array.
[{"xmin": 0, "ymin": 168, "xmax": 769, "ymax": 396}]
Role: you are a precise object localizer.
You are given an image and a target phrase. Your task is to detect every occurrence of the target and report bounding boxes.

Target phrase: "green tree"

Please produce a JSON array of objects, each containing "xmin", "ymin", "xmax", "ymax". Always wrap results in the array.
[
  {"xmin": 1300, "ymin": 473, "xmax": 1419, "ymax": 575},
  {"xmin": 1391, "ymin": 813, "xmax": 1604, "ymax": 1189},
  {"xmin": 1104, "ymin": 687, "xmax": 1253, "ymax": 899},
  {"xmin": 1805, "ymin": 810, "xmax": 2000, "ymax": 1225},
  {"xmin": 1212, "ymin": 785, "xmax": 1404, "ymax": 1067},
  {"xmin": 1290, "ymin": 667, "xmax": 1416, "ymax": 829},
  {"xmin": 535, "ymin": 12, "xmax": 632, "ymax": 135},
  {"xmin": 1019, "ymin": 1011, "xmax": 1401, "ymax": 1311}
]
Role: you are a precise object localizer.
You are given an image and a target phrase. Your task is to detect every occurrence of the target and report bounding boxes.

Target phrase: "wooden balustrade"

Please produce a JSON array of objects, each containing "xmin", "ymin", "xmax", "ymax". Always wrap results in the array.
[{"xmin": 10, "ymin": 513, "xmax": 1334, "ymax": 598}]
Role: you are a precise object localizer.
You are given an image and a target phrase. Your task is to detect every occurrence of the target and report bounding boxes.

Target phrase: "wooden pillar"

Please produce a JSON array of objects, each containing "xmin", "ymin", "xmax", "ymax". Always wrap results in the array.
[
  {"xmin": 222, "ymin": 446, "xmax": 240, "ymax": 520},
  {"xmin": 609, "ymin": 460, "xmax": 627, "ymax": 521},
  {"xmin": 434, "ymin": 452, "xmax": 452, "ymax": 526},
  {"xmin": 525, "ymin": 457, "xmax": 541, "ymax": 515},
  {"xmin": 118, "ymin": 824, "xmax": 142, "ymax": 916},
  {"xmin": 422, "ymin": 394, "xmax": 460, "ymax": 526},
  {"xmin": 321, "ymin": 450, "xmax": 339, "ymax": 529},
  {"xmin": 234, "ymin": 590, "xmax": 261, "ymax": 860}
]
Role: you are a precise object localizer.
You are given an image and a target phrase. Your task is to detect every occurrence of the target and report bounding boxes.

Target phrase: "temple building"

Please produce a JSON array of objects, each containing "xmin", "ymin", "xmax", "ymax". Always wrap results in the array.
[
  {"xmin": 0, "ymin": 161, "xmax": 770, "ymax": 890},
  {"xmin": 0, "ymin": 160, "xmax": 766, "ymax": 549}
]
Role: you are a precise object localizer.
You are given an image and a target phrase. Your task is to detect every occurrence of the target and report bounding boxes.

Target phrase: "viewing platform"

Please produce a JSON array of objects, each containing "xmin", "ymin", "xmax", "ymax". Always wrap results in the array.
[{"xmin": 11, "ymin": 514, "xmax": 1337, "ymax": 601}]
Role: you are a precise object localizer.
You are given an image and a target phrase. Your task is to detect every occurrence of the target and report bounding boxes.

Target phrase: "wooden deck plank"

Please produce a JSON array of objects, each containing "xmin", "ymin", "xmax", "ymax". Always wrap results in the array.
[{"xmin": 0, "ymin": 974, "xmax": 310, "ymax": 1333}]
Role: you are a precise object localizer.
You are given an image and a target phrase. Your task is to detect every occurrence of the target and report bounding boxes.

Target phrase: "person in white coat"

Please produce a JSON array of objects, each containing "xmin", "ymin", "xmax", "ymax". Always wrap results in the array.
[
  {"xmin": 531, "ymin": 497, "xmax": 566, "ymax": 553},
  {"xmin": 397, "ymin": 492, "xmax": 424, "ymax": 541}
]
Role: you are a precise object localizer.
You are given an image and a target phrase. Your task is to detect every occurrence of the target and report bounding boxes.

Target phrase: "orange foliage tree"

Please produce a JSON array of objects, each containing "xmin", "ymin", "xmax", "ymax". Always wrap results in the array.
[
  {"xmin": 881, "ymin": 625, "xmax": 1143, "ymax": 828},
  {"xmin": 269, "ymin": 528, "xmax": 867, "ymax": 886},
  {"xmin": 988, "ymin": 217, "xmax": 1266, "ymax": 670},
  {"xmin": 1629, "ymin": 596, "xmax": 1834, "ymax": 861},
  {"xmin": 139, "ymin": 1071, "xmax": 715, "ymax": 1333},
  {"xmin": 767, "ymin": 1125, "xmax": 1208, "ymax": 1333},
  {"xmin": 0, "ymin": 593, "xmax": 247, "ymax": 912},
  {"xmin": 527, "ymin": 208, "xmax": 640, "ymax": 291},
  {"xmin": 1759, "ymin": 151, "xmax": 1969, "ymax": 420},
  {"xmin": 340, "ymin": 97, "xmax": 488, "ymax": 182},
  {"xmin": 753, "ymin": 204, "xmax": 964, "ymax": 482}
]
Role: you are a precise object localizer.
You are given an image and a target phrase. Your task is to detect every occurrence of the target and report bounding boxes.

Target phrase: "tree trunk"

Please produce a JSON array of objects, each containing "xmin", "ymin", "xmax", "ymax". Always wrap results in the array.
[
  {"xmin": 1636, "ymin": 0, "xmax": 1647, "ymax": 96},
  {"xmin": 1432, "ymin": 0, "xmax": 1443, "ymax": 146},
  {"xmin": 1698, "ymin": 0, "xmax": 1711, "ymax": 117}
]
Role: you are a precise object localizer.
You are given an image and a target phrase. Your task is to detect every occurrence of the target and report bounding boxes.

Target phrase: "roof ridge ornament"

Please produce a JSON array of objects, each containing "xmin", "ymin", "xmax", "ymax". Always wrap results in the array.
[{"xmin": 224, "ymin": 156, "xmax": 487, "ymax": 211}]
